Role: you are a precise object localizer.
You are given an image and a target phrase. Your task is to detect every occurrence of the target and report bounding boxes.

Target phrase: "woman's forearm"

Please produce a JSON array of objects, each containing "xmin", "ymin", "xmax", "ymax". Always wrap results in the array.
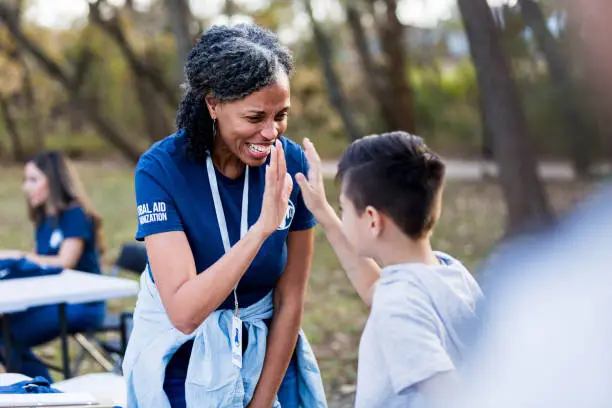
[
  {"xmin": 249, "ymin": 229, "xmax": 313, "ymax": 407},
  {"xmin": 249, "ymin": 301, "xmax": 302, "ymax": 408},
  {"xmin": 152, "ymin": 222, "xmax": 269, "ymax": 334},
  {"xmin": 25, "ymin": 253, "xmax": 65, "ymax": 267},
  {"xmin": 24, "ymin": 238, "xmax": 84, "ymax": 269}
]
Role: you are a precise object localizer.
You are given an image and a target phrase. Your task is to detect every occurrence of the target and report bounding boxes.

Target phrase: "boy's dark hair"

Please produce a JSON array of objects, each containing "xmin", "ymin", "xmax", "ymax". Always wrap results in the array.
[
  {"xmin": 336, "ymin": 131, "xmax": 446, "ymax": 240},
  {"xmin": 175, "ymin": 23, "xmax": 294, "ymax": 162}
]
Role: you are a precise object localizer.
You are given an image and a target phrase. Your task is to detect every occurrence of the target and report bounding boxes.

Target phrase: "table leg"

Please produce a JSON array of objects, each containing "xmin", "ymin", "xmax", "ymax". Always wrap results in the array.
[
  {"xmin": 120, "ymin": 313, "xmax": 128, "ymax": 355},
  {"xmin": 59, "ymin": 303, "xmax": 71, "ymax": 379},
  {"xmin": 1, "ymin": 313, "xmax": 13, "ymax": 371}
]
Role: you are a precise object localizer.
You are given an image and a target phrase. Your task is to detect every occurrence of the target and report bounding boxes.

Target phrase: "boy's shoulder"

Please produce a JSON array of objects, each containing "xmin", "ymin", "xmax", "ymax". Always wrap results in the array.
[
  {"xmin": 372, "ymin": 268, "xmax": 430, "ymax": 313},
  {"xmin": 373, "ymin": 252, "xmax": 482, "ymax": 316},
  {"xmin": 376, "ymin": 259, "xmax": 443, "ymax": 295},
  {"xmin": 434, "ymin": 251, "xmax": 471, "ymax": 273}
]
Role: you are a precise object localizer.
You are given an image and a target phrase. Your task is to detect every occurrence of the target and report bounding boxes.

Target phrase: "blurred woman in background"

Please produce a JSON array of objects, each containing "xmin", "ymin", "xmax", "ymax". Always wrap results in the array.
[{"xmin": 0, "ymin": 151, "xmax": 106, "ymax": 381}]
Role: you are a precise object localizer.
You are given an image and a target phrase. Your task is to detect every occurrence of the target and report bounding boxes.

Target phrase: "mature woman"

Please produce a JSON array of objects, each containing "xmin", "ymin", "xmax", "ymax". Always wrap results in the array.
[
  {"xmin": 0, "ymin": 151, "xmax": 105, "ymax": 380},
  {"xmin": 122, "ymin": 24, "xmax": 327, "ymax": 407}
]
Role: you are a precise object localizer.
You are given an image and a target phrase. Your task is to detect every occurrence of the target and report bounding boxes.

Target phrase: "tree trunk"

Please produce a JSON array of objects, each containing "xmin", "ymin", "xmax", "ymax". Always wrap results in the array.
[
  {"xmin": 369, "ymin": 0, "xmax": 416, "ymax": 133},
  {"xmin": 134, "ymin": 79, "xmax": 172, "ymax": 142},
  {"xmin": 163, "ymin": 0, "xmax": 195, "ymax": 85},
  {"xmin": 477, "ymin": 90, "xmax": 494, "ymax": 161},
  {"xmin": 304, "ymin": 0, "xmax": 361, "ymax": 141},
  {"xmin": 135, "ymin": 51, "xmax": 173, "ymax": 141},
  {"xmin": 0, "ymin": 3, "xmax": 143, "ymax": 164},
  {"xmin": 71, "ymin": 46, "xmax": 95, "ymax": 96},
  {"xmin": 457, "ymin": 0, "xmax": 553, "ymax": 235},
  {"xmin": 565, "ymin": 0, "xmax": 612, "ymax": 161},
  {"xmin": 519, "ymin": 0, "xmax": 591, "ymax": 177},
  {"xmin": 0, "ymin": 96, "xmax": 25, "ymax": 162},
  {"xmin": 224, "ymin": 0, "xmax": 238, "ymax": 17},
  {"xmin": 4, "ymin": 0, "xmax": 39, "ymax": 156},
  {"xmin": 20, "ymin": 57, "xmax": 45, "ymax": 151},
  {"xmin": 345, "ymin": 4, "xmax": 395, "ymax": 132}
]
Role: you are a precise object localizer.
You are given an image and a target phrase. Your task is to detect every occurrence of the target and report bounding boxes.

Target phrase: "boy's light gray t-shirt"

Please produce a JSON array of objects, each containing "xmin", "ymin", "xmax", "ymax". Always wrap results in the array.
[{"xmin": 355, "ymin": 252, "xmax": 483, "ymax": 408}]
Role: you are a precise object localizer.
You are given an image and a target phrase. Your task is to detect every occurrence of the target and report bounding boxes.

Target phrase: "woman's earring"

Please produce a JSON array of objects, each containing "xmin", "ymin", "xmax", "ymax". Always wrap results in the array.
[{"xmin": 212, "ymin": 118, "xmax": 217, "ymax": 140}]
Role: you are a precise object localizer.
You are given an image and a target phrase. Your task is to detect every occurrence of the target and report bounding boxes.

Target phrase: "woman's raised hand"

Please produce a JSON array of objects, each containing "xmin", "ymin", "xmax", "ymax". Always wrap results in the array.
[{"xmin": 257, "ymin": 139, "xmax": 293, "ymax": 236}]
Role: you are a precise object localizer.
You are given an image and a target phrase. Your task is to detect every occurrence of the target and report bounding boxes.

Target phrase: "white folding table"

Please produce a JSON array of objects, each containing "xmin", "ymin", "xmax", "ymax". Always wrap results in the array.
[{"xmin": 0, "ymin": 270, "xmax": 139, "ymax": 379}]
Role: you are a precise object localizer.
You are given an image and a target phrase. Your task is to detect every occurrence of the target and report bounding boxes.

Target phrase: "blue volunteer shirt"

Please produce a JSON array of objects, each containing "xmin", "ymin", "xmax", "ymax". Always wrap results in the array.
[
  {"xmin": 36, "ymin": 205, "xmax": 101, "ymax": 275},
  {"xmin": 134, "ymin": 132, "xmax": 317, "ymax": 310}
]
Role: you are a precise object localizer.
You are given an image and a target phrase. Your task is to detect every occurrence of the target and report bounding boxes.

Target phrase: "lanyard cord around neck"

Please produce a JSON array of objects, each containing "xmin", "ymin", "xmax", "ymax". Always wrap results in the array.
[{"xmin": 205, "ymin": 155, "xmax": 249, "ymax": 317}]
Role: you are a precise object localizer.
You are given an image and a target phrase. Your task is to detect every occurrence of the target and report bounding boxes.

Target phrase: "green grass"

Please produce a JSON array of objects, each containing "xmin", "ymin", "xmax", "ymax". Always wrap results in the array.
[{"xmin": 0, "ymin": 161, "xmax": 595, "ymax": 396}]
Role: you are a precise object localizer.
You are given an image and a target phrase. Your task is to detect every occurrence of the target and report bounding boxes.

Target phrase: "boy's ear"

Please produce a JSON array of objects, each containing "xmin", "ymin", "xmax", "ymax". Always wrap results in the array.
[
  {"xmin": 365, "ymin": 206, "xmax": 383, "ymax": 238},
  {"xmin": 432, "ymin": 187, "xmax": 444, "ymax": 224}
]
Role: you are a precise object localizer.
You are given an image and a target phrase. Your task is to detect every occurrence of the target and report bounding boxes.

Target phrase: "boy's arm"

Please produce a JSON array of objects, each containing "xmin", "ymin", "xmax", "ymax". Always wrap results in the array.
[
  {"xmin": 295, "ymin": 138, "xmax": 381, "ymax": 306},
  {"xmin": 314, "ymin": 204, "xmax": 380, "ymax": 306}
]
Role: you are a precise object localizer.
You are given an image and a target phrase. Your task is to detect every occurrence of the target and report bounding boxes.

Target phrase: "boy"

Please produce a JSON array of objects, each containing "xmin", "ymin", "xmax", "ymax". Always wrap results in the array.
[{"xmin": 295, "ymin": 132, "xmax": 483, "ymax": 407}]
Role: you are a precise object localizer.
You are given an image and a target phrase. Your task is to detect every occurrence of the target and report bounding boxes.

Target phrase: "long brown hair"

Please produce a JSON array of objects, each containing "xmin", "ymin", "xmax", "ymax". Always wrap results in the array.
[{"xmin": 27, "ymin": 151, "xmax": 105, "ymax": 254}]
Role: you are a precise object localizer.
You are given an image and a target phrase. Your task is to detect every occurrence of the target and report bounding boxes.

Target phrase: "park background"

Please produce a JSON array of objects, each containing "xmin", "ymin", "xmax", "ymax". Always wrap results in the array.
[{"xmin": 1, "ymin": 0, "xmax": 611, "ymax": 405}]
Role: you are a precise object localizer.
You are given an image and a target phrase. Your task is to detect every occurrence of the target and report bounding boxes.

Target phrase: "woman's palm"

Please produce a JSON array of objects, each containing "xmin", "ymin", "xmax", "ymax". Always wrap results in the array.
[{"xmin": 260, "ymin": 140, "xmax": 293, "ymax": 235}]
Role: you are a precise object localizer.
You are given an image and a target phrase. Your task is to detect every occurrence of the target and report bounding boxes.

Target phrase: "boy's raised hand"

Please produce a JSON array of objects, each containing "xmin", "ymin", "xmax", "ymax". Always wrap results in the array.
[{"xmin": 295, "ymin": 138, "xmax": 334, "ymax": 223}]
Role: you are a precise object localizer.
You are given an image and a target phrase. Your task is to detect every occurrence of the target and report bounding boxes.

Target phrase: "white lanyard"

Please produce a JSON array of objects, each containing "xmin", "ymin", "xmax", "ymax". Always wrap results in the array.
[{"xmin": 206, "ymin": 155, "xmax": 249, "ymax": 317}]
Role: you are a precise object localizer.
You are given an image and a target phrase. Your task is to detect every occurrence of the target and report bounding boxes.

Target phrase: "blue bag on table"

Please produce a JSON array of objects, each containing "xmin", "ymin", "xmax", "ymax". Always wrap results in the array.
[
  {"xmin": 0, "ymin": 258, "xmax": 63, "ymax": 281},
  {"xmin": 0, "ymin": 376, "xmax": 62, "ymax": 394}
]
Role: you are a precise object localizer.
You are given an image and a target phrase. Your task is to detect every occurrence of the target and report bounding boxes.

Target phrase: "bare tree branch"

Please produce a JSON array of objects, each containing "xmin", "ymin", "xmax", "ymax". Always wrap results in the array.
[
  {"xmin": 88, "ymin": 0, "xmax": 179, "ymax": 107},
  {"xmin": 0, "ymin": 5, "xmax": 72, "ymax": 89},
  {"xmin": 0, "ymin": 2, "xmax": 143, "ymax": 163},
  {"xmin": 1, "ymin": 0, "xmax": 46, "ymax": 151}
]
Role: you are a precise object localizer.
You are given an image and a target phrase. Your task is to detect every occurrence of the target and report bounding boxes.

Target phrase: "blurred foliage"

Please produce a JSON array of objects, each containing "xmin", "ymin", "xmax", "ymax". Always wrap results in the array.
[
  {"xmin": 0, "ymin": 0, "xmax": 605, "ymax": 162},
  {"xmin": 412, "ymin": 61, "xmax": 481, "ymax": 155}
]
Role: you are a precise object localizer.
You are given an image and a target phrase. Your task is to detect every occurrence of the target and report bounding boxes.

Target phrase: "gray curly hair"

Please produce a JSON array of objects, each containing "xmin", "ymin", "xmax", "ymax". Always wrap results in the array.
[{"xmin": 176, "ymin": 23, "xmax": 294, "ymax": 161}]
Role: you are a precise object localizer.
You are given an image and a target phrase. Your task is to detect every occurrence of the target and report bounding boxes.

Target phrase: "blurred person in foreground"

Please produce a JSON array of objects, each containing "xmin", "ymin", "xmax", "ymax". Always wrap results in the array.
[
  {"xmin": 0, "ymin": 151, "xmax": 105, "ymax": 381},
  {"xmin": 432, "ymin": 0, "xmax": 612, "ymax": 404},
  {"xmin": 295, "ymin": 132, "xmax": 484, "ymax": 407},
  {"xmin": 446, "ymin": 182, "xmax": 612, "ymax": 408}
]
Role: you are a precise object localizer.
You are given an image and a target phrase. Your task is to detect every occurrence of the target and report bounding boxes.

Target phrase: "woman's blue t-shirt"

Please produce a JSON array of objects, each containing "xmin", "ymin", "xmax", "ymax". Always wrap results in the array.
[
  {"xmin": 36, "ymin": 205, "xmax": 101, "ymax": 275},
  {"xmin": 134, "ymin": 133, "xmax": 317, "ymax": 310}
]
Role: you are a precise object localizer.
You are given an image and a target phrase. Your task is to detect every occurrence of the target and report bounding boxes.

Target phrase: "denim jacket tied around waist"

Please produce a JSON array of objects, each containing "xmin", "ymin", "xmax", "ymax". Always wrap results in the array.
[{"xmin": 122, "ymin": 269, "xmax": 328, "ymax": 408}]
